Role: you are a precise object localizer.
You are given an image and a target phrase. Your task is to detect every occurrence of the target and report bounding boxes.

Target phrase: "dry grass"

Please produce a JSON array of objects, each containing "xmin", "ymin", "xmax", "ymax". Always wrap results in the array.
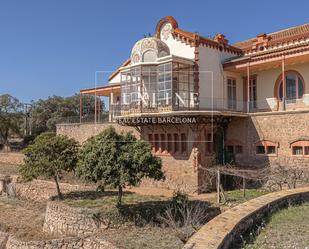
[
  {"xmin": 241, "ymin": 203, "xmax": 309, "ymax": 249},
  {"xmin": 101, "ymin": 226, "xmax": 184, "ymax": 249},
  {"xmin": 0, "ymin": 197, "xmax": 55, "ymax": 241}
]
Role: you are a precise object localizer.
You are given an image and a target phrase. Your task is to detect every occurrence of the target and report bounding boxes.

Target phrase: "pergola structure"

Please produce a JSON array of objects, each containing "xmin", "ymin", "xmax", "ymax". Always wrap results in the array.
[{"xmin": 79, "ymin": 84, "xmax": 120, "ymax": 123}]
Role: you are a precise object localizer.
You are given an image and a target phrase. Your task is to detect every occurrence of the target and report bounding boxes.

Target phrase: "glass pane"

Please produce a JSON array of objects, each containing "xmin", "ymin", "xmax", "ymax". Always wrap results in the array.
[
  {"xmin": 298, "ymin": 77, "xmax": 304, "ymax": 98},
  {"xmin": 293, "ymin": 146, "xmax": 303, "ymax": 155},
  {"xmin": 256, "ymin": 146, "xmax": 265, "ymax": 154}
]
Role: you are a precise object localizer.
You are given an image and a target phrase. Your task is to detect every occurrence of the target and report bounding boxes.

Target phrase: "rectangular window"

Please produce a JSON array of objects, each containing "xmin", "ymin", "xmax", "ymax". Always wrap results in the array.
[
  {"xmin": 256, "ymin": 146, "xmax": 265, "ymax": 154},
  {"xmin": 157, "ymin": 63, "xmax": 172, "ymax": 106},
  {"xmin": 167, "ymin": 134, "xmax": 172, "ymax": 153},
  {"xmin": 305, "ymin": 146, "xmax": 309, "ymax": 155},
  {"xmin": 227, "ymin": 78, "xmax": 237, "ymax": 110},
  {"xmin": 181, "ymin": 133, "xmax": 187, "ymax": 153},
  {"xmin": 292, "ymin": 146, "xmax": 303, "ymax": 155},
  {"xmin": 267, "ymin": 146, "xmax": 276, "ymax": 154},
  {"xmin": 235, "ymin": 145, "xmax": 243, "ymax": 154},
  {"xmin": 160, "ymin": 134, "xmax": 166, "ymax": 152},
  {"xmin": 174, "ymin": 134, "xmax": 179, "ymax": 153},
  {"xmin": 154, "ymin": 134, "xmax": 159, "ymax": 152}
]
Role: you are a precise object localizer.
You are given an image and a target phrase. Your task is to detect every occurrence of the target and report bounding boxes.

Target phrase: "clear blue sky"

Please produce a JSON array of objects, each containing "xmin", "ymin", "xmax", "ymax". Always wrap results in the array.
[{"xmin": 1, "ymin": 0, "xmax": 308, "ymax": 103}]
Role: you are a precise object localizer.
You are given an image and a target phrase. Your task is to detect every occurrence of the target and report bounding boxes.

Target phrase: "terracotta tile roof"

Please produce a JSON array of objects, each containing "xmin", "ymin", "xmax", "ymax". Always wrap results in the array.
[{"xmin": 234, "ymin": 23, "xmax": 309, "ymax": 52}]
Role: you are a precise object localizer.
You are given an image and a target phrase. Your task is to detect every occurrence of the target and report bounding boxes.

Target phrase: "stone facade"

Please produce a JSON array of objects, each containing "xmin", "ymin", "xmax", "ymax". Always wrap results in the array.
[
  {"xmin": 43, "ymin": 202, "xmax": 108, "ymax": 236},
  {"xmin": 56, "ymin": 111, "xmax": 309, "ymax": 193},
  {"xmin": 141, "ymin": 124, "xmax": 216, "ymax": 193},
  {"xmin": 227, "ymin": 111, "xmax": 309, "ymax": 168},
  {"xmin": 15, "ymin": 180, "xmax": 94, "ymax": 202},
  {"xmin": 56, "ymin": 123, "xmax": 139, "ymax": 143}
]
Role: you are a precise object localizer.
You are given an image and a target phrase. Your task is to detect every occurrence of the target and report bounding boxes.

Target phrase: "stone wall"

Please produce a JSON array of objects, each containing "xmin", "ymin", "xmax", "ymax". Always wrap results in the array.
[
  {"xmin": 56, "ymin": 123, "xmax": 139, "ymax": 143},
  {"xmin": 43, "ymin": 202, "xmax": 108, "ymax": 236},
  {"xmin": 141, "ymin": 124, "xmax": 216, "ymax": 193},
  {"xmin": 184, "ymin": 186, "xmax": 309, "ymax": 249},
  {"xmin": 6, "ymin": 235, "xmax": 118, "ymax": 249},
  {"xmin": 227, "ymin": 111, "xmax": 309, "ymax": 167},
  {"xmin": 6, "ymin": 177, "xmax": 94, "ymax": 202},
  {"xmin": 0, "ymin": 153, "xmax": 24, "ymax": 165}
]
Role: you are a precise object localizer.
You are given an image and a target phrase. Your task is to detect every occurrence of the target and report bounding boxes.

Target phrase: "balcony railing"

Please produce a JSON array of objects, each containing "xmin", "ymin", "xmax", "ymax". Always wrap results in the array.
[
  {"xmin": 110, "ymin": 98, "xmax": 247, "ymax": 117},
  {"xmin": 56, "ymin": 98, "xmax": 308, "ymax": 125}
]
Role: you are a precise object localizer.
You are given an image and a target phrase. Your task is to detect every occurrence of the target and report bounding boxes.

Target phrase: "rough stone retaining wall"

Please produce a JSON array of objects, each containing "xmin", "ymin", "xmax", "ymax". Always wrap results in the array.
[
  {"xmin": 15, "ymin": 179, "xmax": 94, "ymax": 202},
  {"xmin": 183, "ymin": 186, "xmax": 309, "ymax": 249},
  {"xmin": 5, "ymin": 235, "xmax": 118, "ymax": 249},
  {"xmin": 56, "ymin": 123, "xmax": 139, "ymax": 143},
  {"xmin": 0, "ymin": 153, "xmax": 24, "ymax": 165},
  {"xmin": 43, "ymin": 201, "xmax": 108, "ymax": 236}
]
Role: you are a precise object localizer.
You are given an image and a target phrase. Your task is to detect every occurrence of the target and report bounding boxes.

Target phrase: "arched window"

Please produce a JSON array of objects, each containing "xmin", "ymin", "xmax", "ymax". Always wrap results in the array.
[
  {"xmin": 143, "ymin": 50, "xmax": 157, "ymax": 62},
  {"xmin": 276, "ymin": 71, "xmax": 305, "ymax": 101}
]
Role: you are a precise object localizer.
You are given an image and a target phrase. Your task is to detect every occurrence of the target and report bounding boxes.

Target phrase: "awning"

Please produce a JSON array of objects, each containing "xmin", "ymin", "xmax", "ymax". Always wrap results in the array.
[{"xmin": 80, "ymin": 84, "xmax": 121, "ymax": 96}]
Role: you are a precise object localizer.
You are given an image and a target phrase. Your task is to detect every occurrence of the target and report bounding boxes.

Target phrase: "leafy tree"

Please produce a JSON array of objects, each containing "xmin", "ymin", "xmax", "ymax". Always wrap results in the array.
[
  {"xmin": 0, "ymin": 94, "xmax": 23, "ymax": 150},
  {"xmin": 20, "ymin": 132, "xmax": 79, "ymax": 199},
  {"xmin": 30, "ymin": 94, "xmax": 105, "ymax": 135},
  {"xmin": 77, "ymin": 126, "xmax": 164, "ymax": 206}
]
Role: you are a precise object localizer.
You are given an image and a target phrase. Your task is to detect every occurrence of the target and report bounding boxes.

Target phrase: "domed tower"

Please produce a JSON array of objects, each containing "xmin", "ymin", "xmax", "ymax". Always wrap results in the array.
[{"xmin": 130, "ymin": 37, "xmax": 170, "ymax": 64}]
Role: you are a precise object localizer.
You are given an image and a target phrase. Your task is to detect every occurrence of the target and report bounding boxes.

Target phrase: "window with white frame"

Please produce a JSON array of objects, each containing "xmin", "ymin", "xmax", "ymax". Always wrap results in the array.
[
  {"xmin": 157, "ymin": 63, "xmax": 172, "ymax": 106},
  {"xmin": 278, "ymin": 71, "xmax": 304, "ymax": 102},
  {"xmin": 227, "ymin": 78, "xmax": 237, "ymax": 109}
]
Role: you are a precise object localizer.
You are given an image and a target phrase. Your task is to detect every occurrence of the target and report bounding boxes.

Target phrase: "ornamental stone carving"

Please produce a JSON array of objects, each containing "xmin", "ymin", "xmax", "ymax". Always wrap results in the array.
[{"xmin": 160, "ymin": 22, "xmax": 173, "ymax": 41}]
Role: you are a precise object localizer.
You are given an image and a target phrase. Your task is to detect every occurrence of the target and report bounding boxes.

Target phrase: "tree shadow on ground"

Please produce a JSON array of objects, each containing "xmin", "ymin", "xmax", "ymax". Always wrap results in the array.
[{"xmin": 50, "ymin": 190, "xmax": 134, "ymax": 201}]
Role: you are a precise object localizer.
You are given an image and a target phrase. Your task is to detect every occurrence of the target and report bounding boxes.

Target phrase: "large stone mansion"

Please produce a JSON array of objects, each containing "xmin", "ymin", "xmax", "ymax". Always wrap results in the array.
[{"xmin": 57, "ymin": 16, "xmax": 309, "ymax": 193}]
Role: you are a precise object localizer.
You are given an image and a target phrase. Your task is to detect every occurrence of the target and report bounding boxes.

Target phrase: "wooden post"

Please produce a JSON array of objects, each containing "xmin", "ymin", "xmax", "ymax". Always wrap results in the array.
[
  {"xmin": 243, "ymin": 177, "xmax": 246, "ymax": 198},
  {"xmin": 217, "ymin": 168, "xmax": 220, "ymax": 204},
  {"xmin": 247, "ymin": 62, "xmax": 250, "ymax": 113},
  {"xmin": 98, "ymin": 97, "xmax": 101, "ymax": 122}
]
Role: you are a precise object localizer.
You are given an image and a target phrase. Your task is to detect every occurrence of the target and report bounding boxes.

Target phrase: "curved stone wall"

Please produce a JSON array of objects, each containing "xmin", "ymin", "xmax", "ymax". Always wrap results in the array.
[
  {"xmin": 183, "ymin": 187, "xmax": 309, "ymax": 249},
  {"xmin": 43, "ymin": 201, "xmax": 108, "ymax": 236}
]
